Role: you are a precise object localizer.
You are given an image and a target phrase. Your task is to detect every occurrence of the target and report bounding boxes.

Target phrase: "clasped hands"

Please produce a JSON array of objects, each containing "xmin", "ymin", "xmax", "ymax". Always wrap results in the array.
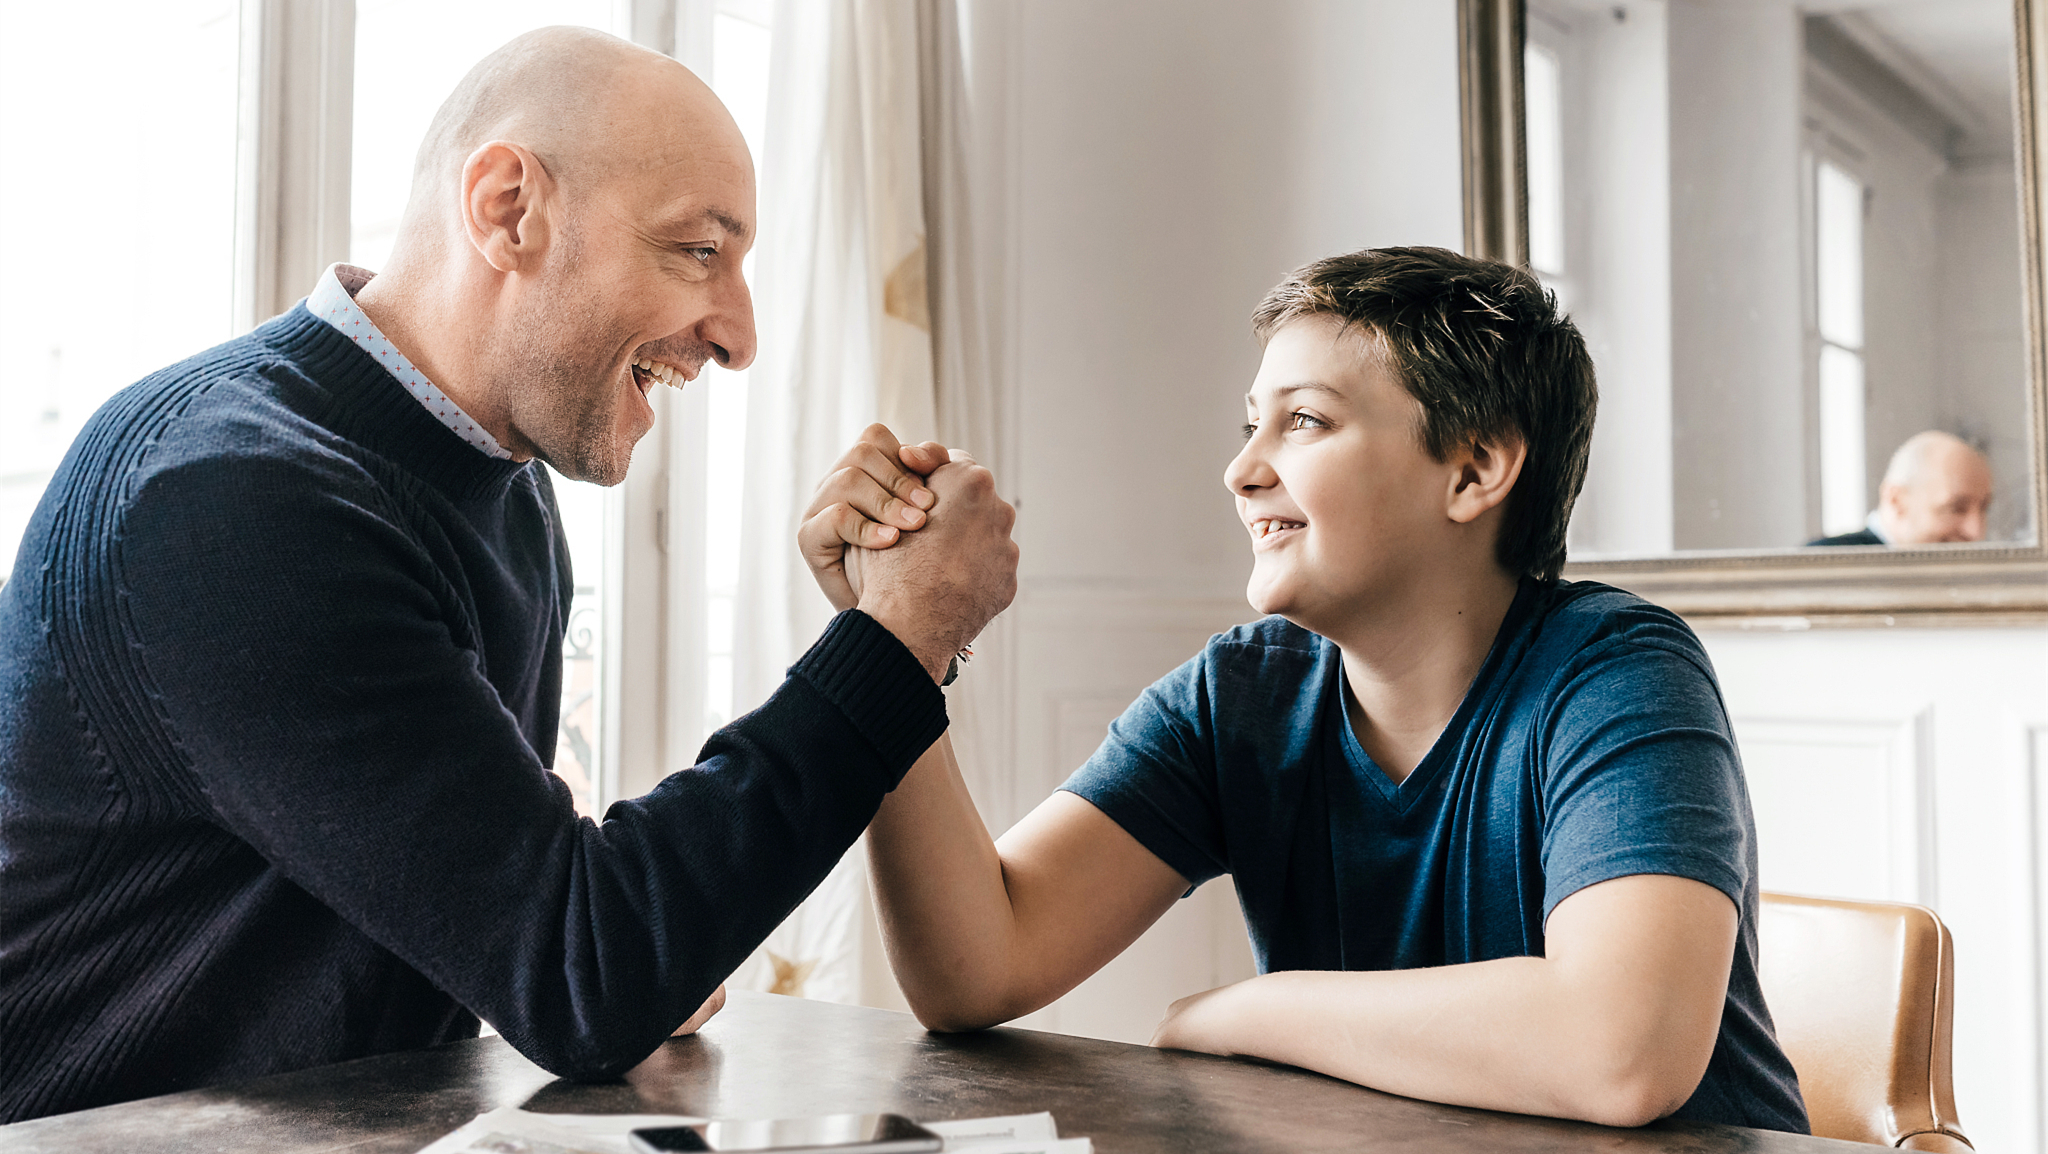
[
  {"xmin": 796, "ymin": 424, "xmax": 1019, "ymax": 684},
  {"xmin": 669, "ymin": 427, "xmax": 1012, "ymax": 1039}
]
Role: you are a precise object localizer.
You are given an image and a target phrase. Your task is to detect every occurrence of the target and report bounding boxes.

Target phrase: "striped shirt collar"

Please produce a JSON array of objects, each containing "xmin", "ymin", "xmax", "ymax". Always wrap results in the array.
[{"xmin": 307, "ymin": 264, "xmax": 513, "ymax": 461}]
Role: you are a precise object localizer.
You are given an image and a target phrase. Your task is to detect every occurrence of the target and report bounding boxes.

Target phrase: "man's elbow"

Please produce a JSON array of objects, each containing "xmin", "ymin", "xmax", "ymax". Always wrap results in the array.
[{"xmin": 500, "ymin": 1020, "xmax": 666, "ymax": 1084}]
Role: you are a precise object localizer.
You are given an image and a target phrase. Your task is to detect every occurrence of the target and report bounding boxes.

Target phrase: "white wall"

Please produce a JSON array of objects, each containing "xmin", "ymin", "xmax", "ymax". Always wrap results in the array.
[
  {"xmin": 1701, "ymin": 624, "xmax": 2048, "ymax": 1154},
  {"xmin": 1667, "ymin": 0, "xmax": 1809, "ymax": 551}
]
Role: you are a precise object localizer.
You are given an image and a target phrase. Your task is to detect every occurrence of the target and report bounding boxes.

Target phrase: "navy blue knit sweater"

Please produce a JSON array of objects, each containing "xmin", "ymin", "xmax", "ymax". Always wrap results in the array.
[{"xmin": 0, "ymin": 306, "xmax": 947, "ymax": 1122}]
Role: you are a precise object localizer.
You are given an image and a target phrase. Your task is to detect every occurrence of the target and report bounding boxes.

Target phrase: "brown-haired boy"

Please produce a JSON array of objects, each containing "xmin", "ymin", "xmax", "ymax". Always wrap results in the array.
[{"xmin": 806, "ymin": 247, "xmax": 1807, "ymax": 1131}]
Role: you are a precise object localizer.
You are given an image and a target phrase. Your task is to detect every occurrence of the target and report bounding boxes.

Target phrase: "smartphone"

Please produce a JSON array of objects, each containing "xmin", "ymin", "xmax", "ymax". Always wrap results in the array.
[{"xmin": 628, "ymin": 1114, "xmax": 943, "ymax": 1154}]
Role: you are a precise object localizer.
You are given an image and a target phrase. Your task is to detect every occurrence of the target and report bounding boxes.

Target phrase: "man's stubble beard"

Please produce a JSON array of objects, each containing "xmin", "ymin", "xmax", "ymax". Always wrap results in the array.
[{"xmin": 512, "ymin": 244, "xmax": 637, "ymax": 487}]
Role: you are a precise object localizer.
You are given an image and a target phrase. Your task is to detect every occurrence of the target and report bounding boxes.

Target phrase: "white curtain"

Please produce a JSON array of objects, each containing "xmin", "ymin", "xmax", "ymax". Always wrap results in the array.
[{"xmin": 728, "ymin": 0, "xmax": 992, "ymax": 1005}]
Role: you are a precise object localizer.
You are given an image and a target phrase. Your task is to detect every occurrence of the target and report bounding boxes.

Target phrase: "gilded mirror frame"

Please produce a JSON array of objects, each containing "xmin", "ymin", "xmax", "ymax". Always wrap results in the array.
[{"xmin": 1458, "ymin": 0, "xmax": 2048, "ymax": 625}]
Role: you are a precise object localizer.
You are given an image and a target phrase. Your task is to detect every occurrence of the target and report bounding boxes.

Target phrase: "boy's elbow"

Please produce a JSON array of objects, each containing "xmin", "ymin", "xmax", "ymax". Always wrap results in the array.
[
  {"xmin": 1572, "ymin": 1074, "xmax": 1690, "ymax": 1129},
  {"xmin": 903, "ymin": 983, "xmax": 1033, "ymax": 1035},
  {"xmin": 1566, "ymin": 1046, "xmax": 1705, "ymax": 1129}
]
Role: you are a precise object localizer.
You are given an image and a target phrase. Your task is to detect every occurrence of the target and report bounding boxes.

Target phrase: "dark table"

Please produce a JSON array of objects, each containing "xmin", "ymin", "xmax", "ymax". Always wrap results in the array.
[{"xmin": 0, "ymin": 991, "xmax": 1870, "ymax": 1153}]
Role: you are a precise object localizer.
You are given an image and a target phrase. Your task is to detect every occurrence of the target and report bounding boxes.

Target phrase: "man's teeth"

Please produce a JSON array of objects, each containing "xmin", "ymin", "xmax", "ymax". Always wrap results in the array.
[
  {"xmin": 633, "ymin": 358, "xmax": 683, "ymax": 389},
  {"xmin": 1251, "ymin": 518, "xmax": 1305, "ymax": 539}
]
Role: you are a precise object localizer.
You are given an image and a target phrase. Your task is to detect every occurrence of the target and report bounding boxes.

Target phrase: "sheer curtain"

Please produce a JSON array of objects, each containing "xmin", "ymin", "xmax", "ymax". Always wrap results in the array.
[{"xmin": 727, "ymin": 0, "xmax": 992, "ymax": 1004}]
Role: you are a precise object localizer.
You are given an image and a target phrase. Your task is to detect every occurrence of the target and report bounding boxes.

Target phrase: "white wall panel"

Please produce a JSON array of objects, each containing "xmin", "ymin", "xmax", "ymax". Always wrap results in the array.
[
  {"xmin": 1736, "ymin": 711, "xmax": 1933, "ymax": 903},
  {"xmin": 1704, "ymin": 625, "xmax": 2048, "ymax": 1154}
]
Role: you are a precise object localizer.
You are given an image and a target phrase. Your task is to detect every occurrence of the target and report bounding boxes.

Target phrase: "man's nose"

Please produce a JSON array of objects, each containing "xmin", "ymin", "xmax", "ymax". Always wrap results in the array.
[
  {"xmin": 703, "ymin": 271, "xmax": 757, "ymax": 371},
  {"xmin": 1963, "ymin": 507, "xmax": 1987, "ymax": 542}
]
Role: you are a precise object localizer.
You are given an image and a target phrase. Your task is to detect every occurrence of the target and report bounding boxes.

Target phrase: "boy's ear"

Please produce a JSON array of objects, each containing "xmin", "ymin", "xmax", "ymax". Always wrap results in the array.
[{"xmin": 1446, "ymin": 432, "xmax": 1527, "ymax": 525}]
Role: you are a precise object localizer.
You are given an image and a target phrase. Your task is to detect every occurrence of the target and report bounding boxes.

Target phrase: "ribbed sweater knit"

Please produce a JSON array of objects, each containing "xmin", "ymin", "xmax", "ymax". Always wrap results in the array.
[{"xmin": 0, "ymin": 306, "xmax": 947, "ymax": 1122}]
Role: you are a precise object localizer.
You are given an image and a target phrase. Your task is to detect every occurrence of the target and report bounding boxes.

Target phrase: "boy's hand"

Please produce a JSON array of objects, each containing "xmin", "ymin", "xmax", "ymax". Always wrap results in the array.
[{"xmin": 798, "ymin": 424, "xmax": 950, "ymax": 612}]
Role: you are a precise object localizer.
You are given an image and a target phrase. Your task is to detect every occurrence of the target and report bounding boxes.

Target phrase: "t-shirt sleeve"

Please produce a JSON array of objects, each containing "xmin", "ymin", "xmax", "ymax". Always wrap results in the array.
[
  {"xmin": 1057, "ymin": 650, "xmax": 1229, "ymax": 890},
  {"xmin": 1537, "ymin": 636, "xmax": 1752, "ymax": 920}
]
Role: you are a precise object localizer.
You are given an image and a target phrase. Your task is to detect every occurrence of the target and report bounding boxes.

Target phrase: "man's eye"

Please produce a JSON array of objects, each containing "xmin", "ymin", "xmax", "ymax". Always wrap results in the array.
[{"xmin": 682, "ymin": 246, "xmax": 716, "ymax": 265}]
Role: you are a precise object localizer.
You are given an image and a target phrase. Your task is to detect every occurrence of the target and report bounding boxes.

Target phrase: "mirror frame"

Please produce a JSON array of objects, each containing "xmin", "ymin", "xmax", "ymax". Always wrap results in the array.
[{"xmin": 1458, "ymin": 0, "xmax": 2048, "ymax": 626}]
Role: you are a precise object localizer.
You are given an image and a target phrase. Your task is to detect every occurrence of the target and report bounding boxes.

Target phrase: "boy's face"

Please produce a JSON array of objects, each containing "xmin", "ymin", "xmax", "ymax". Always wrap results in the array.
[{"xmin": 1225, "ymin": 315, "xmax": 1454, "ymax": 632}]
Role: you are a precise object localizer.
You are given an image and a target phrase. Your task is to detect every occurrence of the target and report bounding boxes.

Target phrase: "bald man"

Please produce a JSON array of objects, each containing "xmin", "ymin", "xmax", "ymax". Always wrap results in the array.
[
  {"xmin": 0, "ymin": 29, "xmax": 1015, "ymax": 1121},
  {"xmin": 1808, "ymin": 431, "xmax": 1994, "ymax": 546}
]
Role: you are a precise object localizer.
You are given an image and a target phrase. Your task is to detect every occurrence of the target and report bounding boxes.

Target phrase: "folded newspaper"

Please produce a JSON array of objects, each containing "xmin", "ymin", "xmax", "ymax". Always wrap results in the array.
[{"xmin": 414, "ymin": 1107, "xmax": 1090, "ymax": 1154}]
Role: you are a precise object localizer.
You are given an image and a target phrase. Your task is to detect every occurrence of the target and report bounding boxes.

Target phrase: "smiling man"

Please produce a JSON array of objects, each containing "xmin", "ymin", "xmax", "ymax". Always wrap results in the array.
[
  {"xmin": 844, "ymin": 248, "xmax": 1808, "ymax": 1131},
  {"xmin": 0, "ymin": 28, "xmax": 1015, "ymax": 1121}
]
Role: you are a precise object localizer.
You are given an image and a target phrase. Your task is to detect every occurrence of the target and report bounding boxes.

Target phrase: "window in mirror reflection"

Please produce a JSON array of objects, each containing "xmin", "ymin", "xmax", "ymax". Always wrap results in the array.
[
  {"xmin": 1528, "ymin": 0, "xmax": 2035, "ymax": 557},
  {"xmin": 1814, "ymin": 159, "xmax": 1869, "ymax": 538}
]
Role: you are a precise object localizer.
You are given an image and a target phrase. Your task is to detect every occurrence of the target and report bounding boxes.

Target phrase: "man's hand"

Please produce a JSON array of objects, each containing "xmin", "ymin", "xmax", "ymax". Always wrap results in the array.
[
  {"xmin": 670, "ymin": 984, "xmax": 726, "ymax": 1037},
  {"xmin": 854, "ymin": 454, "xmax": 1017, "ymax": 683},
  {"xmin": 798, "ymin": 425, "xmax": 951, "ymax": 612}
]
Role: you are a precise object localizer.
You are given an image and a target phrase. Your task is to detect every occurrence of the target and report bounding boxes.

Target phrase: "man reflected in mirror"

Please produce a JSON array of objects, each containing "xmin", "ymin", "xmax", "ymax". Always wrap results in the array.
[{"xmin": 1808, "ymin": 430, "xmax": 1993, "ymax": 547}]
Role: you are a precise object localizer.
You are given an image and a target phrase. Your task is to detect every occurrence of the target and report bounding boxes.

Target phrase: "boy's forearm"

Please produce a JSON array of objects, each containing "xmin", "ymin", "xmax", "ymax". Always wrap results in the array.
[
  {"xmin": 865, "ymin": 733, "xmax": 1027, "ymax": 1029},
  {"xmin": 1156, "ymin": 962, "xmax": 1681, "ymax": 1126},
  {"xmin": 1152, "ymin": 877, "xmax": 1735, "ymax": 1128}
]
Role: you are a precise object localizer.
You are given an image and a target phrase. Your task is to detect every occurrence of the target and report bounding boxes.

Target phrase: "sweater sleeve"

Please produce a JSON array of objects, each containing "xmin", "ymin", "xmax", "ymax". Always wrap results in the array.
[{"xmin": 112, "ymin": 450, "xmax": 945, "ymax": 1080}]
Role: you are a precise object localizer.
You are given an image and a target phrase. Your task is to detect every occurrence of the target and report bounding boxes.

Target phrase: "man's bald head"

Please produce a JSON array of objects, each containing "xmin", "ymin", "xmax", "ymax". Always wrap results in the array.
[
  {"xmin": 1876, "ymin": 430, "xmax": 1993, "ymax": 545},
  {"xmin": 401, "ymin": 26, "xmax": 743, "ymax": 229},
  {"xmin": 354, "ymin": 25, "xmax": 758, "ymax": 488}
]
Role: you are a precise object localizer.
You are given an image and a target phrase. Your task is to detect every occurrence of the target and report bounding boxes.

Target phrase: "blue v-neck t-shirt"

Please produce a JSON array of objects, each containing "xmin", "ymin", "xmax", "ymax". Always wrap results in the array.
[{"xmin": 1059, "ymin": 579, "xmax": 1808, "ymax": 1132}]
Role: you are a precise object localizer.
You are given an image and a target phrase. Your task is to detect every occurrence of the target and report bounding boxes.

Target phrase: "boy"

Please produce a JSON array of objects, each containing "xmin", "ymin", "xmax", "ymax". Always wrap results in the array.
[{"xmin": 805, "ymin": 248, "xmax": 1806, "ymax": 1131}]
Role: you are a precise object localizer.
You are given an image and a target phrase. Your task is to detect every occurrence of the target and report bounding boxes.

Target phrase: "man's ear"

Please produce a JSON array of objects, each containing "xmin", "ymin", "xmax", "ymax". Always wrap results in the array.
[
  {"xmin": 1445, "ymin": 432, "xmax": 1527, "ymax": 525},
  {"xmin": 461, "ymin": 141, "xmax": 557, "ymax": 273}
]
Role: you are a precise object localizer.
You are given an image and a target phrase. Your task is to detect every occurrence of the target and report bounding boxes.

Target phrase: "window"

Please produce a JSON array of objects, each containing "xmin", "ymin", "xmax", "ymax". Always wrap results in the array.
[
  {"xmin": 699, "ymin": 4, "xmax": 772, "ymax": 731},
  {"xmin": 1814, "ymin": 158, "xmax": 1868, "ymax": 537},
  {"xmin": 0, "ymin": 1, "xmax": 664, "ymax": 817},
  {"xmin": 0, "ymin": 1, "xmax": 240, "ymax": 579}
]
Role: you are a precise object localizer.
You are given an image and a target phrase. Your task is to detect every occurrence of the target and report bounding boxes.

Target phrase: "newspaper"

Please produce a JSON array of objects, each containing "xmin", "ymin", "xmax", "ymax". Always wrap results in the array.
[{"xmin": 415, "ymin": 1106, "xmax": 1090, "ymax": 1154}]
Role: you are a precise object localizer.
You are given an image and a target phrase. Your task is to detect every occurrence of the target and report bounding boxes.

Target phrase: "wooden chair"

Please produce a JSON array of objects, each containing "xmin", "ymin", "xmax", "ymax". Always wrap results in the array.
[{"xmin": 1757, "ymin": 892, "xmax": 1973, "ymax": 1150}]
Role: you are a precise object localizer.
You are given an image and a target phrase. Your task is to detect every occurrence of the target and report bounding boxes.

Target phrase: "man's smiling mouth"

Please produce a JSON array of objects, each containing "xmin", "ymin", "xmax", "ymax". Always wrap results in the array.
[{"xmin": 631, "ymin": 357, "xmax": 687, "ymax": 395}]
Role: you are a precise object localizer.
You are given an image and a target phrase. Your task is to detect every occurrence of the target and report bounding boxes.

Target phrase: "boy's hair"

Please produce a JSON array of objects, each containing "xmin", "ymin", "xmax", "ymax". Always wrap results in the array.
[{"xmin": 1250, "ymin": 246, "xmax": 1597, "ymax": 582}]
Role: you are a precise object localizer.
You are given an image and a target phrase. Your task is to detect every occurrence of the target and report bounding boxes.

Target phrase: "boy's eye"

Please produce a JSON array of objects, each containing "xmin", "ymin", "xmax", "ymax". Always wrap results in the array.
[{"xmin": 1241, "ymin": 422, "xmax": 1258, "ymax": 442}]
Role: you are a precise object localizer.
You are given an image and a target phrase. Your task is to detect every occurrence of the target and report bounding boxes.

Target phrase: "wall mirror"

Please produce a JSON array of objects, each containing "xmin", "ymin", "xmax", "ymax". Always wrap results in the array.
[{"xmin": 1459, "ymin": 0, "xmax": 2048, "ymax": 621}]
